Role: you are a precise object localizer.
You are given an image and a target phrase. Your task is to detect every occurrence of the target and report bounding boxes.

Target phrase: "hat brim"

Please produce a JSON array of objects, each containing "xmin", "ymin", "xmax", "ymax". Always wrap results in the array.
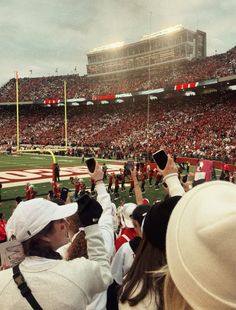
[{"xmin": 51, "ymin": 202, "xmax": 78, "ymax": 221}]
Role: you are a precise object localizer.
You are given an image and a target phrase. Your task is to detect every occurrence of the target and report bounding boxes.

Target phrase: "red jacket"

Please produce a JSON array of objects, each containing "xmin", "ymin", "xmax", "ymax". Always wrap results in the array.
[{"xmin": 115, "ymin": 228, "xmax": 138, "ymax": 251}]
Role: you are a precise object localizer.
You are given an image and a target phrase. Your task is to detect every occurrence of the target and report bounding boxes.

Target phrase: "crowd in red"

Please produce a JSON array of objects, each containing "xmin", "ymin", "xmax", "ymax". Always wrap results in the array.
[
  {"xmin": 0, "ymin": 46, "xmax": 235, "ymax": 103},
  {"xmin": 0, "ymin": 92, "xmax": 235, "ymax": 163}
]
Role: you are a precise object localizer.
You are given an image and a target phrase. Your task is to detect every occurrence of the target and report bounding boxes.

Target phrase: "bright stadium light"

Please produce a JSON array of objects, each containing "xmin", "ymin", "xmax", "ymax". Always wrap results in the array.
[
  {"xmin": 86, "ymin": 101, "xmax": 94, "ymax": 105},
  {"xmin": 150, "ymin": 95, "xmax": 157, "ymax": 100},
  {"xmin": 115, "ymin": 99, "xmax": 124, "ymax": 103},
  {"xmin": 101, "ymin": 100, "xmax": 109, "ymax": 104},
  {"xmin": 141, "ymin": 24, "xmax": 184, "ymax": 40},
  {"xmin": 89, "ymin": 41, "xmax": 125, "ymax": 53}
]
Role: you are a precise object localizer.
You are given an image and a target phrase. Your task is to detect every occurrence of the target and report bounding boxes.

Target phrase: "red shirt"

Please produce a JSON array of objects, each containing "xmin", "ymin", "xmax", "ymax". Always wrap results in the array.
[
  {"xmin": 0, "ymin": 219, "xmax": 7, "ymax": 241},
  {"xmin": 74, "ymin": 181, "xmax": 81, "ymax": 192},
  {"xmin": 115, "ymin": 228, "xmax": 138, "ymax": 251},
  {"xmin": 25, "ymin": 187, "xmax": 33, "ymax": 200},
  {"xmin": 53, "ymin": 182, "xmax": 60, "ymax": 198},
  {"xmin": 80, "ymin": 183, "xmax": 86, "ymax": 191}
]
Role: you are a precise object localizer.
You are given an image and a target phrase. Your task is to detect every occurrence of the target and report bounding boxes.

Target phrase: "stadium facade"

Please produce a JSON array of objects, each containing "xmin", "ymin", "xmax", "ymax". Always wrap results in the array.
[{"xmin": 87, "ymin": 25, "xmax": 206, "ymax": 79}]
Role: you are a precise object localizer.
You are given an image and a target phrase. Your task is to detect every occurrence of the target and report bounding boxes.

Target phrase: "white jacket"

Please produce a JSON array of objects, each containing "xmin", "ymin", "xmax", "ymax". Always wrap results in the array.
[{"xmin": 0, "ymin": 224, "xmax": 112, "ymax": 310}]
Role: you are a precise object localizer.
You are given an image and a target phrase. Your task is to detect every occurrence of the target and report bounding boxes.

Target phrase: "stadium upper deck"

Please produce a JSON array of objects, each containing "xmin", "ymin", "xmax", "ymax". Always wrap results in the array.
[
  {"xmin": 87, "ymin": 25, "xmax": 206, "ymax": 77},
  {"xmin": 0, "ymin": 45, "xmax": 235, "ymax": 104}
]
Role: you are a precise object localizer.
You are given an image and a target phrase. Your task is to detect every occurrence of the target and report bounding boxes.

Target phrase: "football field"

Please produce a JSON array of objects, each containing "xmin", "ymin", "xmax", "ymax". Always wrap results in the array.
[{"xmin": 0, "ymin": 153, "xmax": 166, "ymax": 219}]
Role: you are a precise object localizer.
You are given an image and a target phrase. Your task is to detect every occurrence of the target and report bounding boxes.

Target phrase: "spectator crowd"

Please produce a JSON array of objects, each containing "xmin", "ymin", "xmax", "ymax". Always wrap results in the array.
[
  {"xmin": 0, "ymin": 92, "xmax": 235, "ymax": 163},
  {"xmin": 0, "ymin": 46, "xmax": 235, "ymax": 103},
  {"xmin": 0, "ymin": 156, "xmax": 235, "ymax": 309}
]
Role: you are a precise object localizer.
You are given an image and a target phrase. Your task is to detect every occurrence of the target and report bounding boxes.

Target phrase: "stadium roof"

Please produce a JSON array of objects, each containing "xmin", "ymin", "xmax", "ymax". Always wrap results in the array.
[
  {"xmin": 141, "ymin": 24, "xmax": 184, "ymax": 40},
  {"xmin": 88, "ymin": 24, "xmax": 185, "ymax": 54}
]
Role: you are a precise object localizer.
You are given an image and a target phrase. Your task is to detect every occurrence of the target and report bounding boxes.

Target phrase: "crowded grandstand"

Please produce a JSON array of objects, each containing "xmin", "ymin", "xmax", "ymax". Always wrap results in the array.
[{"xmin": 0, "ymin": 22, "xmax": 236, "ymax": 310}]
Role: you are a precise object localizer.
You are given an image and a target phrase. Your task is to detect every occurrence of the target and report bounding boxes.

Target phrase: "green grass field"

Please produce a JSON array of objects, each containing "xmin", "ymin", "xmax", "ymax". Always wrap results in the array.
[{"xmin": 0, "ymin": 154, "xmax": 167, "ymax": 220}]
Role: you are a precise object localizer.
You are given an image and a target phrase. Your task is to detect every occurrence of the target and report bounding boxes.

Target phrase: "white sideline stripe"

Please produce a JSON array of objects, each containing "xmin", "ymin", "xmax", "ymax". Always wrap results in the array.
[
  {"xmin": 3, "ymin": 173, "xmax": 92, "ymax": 188},
  {"xmin": 2, "ymin": 164, "xmax": 124, "ymax": 188}
]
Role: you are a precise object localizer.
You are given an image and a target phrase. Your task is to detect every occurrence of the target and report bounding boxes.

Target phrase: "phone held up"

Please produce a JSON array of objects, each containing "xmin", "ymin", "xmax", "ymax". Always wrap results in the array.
[
  {"xmin": 152, "ymin": 150, "xmax": 168, "ymax": 170},
  {"xmin": 85, "ymin": 157, "xmax": 96, "ymax": 173}
]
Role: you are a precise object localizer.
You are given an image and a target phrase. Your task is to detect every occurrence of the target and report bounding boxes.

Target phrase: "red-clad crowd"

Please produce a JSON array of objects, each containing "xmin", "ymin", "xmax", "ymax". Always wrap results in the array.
[
  {"xmin": 0, "ymin": 92, "xmax": 235, "ymax": 163},
  {"xmin": 0, "ymin": 46, "xmax": 235, "ymax": 103}
]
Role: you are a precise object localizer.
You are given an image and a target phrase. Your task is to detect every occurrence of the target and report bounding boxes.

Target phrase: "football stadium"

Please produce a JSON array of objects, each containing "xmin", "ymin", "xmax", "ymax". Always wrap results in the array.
[{"xmin": 0, "ymin": 5, "xmax": 236, "ymax": 308}]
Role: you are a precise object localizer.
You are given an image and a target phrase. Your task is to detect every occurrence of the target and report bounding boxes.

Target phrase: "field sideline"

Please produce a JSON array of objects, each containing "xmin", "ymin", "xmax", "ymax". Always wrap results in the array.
[
  {"xmin": 0, "ymin": 153, "xmax": 222, "ymax": 220},
  {"xmin": 0, "ymin": 153, "xmax": 167, "ymax": 220}
]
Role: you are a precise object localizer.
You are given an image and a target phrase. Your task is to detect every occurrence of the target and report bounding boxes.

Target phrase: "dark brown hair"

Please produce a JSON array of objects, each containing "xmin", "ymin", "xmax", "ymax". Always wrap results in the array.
[
  {"xmin": 22, "ymin": 221, "xmax": 62, "ymax": 260},
  {"xmin": 119, "ymin": 235, "xmax": 166, "ymax": 307},
  {"xmin": 66, "ymin": 230, "xmax": 88, "ymax": 260},
  {"xmin": 66, "ymin": 211, "xmax": 88, "ymax": 260}
]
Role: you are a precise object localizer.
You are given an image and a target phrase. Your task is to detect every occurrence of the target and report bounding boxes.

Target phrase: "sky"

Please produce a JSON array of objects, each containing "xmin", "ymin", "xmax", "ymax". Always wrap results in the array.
[{"xmin": 0, "ymin": 0, "xmax": 235, "ymax": 87}]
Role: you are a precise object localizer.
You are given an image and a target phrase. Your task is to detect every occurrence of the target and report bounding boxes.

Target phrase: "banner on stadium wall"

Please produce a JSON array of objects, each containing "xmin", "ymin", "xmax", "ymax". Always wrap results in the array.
[
  {"xmin": 198, "ymin": 79, "xmax": 218, "ymax": 86},
  {"xmin": 92, "ymin": 94, "xmax": 115, "ymax": 101},
  {"xmin": 174, "ymin": 82, "xmax": 198, "ymax": 91},
  {"xmin": 136, "ymin": 88, "xmax": 164, "ymax": 95},
  {"xmin": 67, "ymin": 98, "xmax": 86, "ymax": 102},
  {"xmin": 218, "ymin": 74, "xmax": 236, "ymax": 82},
  {"xmin": 115, "ymin": 93, "xmax": 133, "ymax": 98}
]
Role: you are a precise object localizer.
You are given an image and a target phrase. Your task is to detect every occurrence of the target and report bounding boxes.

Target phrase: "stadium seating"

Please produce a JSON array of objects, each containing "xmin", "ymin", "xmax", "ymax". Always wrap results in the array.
[
  {"xmin": 0, "ymin": 92, "xmax": 235, "ymax": 163},
  {"xmin": 0, "ymin": 46, "xmax": 235, "ymax": 102}
]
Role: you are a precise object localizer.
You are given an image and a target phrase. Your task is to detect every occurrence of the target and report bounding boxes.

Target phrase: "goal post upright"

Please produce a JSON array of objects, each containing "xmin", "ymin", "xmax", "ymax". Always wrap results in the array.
[
  {"xmin": 15, "ymin": 75, "xmax": 69, "ymax": 182},
  {"xmin": 15, "ymin": 71, "xmax": 20, "ymax": 152},
  {"xmin": 64, "ymin": 80, "xmax": 68, "ymax": 149}
]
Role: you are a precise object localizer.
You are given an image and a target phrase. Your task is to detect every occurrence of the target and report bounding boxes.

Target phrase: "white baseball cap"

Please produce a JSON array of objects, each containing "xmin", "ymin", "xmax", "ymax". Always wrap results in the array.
[
  {"xmin": 6, "ymin": 198, "xmax": 78, "ymax": 242},
  {"xmin": 166, "ymin": 181, "xmax": 236, "ymax": 309},
  {"xmin": 121, "ymin": 203, "xmax": 137, "ymax": 228}
]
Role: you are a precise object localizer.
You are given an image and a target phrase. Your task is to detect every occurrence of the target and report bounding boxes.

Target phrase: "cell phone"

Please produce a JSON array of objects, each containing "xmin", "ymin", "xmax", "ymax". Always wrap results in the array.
[
  {"xmin": 152, "ymin": 150, "xmax": 168, "ymax": 170},
  {"xmin": 85, "ymin": 158, "xmax": 96, "ymax": 173},
  {"xmin": 124, "ymin": 161, "xmax": 134, "ymax": 176}
]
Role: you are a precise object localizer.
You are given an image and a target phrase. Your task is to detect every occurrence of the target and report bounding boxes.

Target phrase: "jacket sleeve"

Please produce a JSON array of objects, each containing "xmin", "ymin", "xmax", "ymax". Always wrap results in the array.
[
  {"xmin": 78, "ymin": 224, "xmax": 113, "ymax": 301},
  {"xmin": 163, "ymin": 173, "xmax": 185, "ymax": 197},
  {"xmin": 96, "ymin": 182, "xmax": 114, "ymax": 260}
]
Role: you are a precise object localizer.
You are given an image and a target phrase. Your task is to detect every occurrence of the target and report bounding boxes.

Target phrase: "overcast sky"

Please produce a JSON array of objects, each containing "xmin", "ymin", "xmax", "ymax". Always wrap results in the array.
[{"xmin": 0, "ymin": 0, "xmax": 235, "ymax": 86}]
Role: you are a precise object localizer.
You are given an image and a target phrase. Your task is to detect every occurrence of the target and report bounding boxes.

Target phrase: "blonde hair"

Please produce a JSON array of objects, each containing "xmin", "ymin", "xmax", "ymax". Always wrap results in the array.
[
  {"xmin": 163, "ymin": 268, "xmax": 192, "ymax": 310},
  {"xmin": 151, "ymin": 265, "xmax": 192, "ymax": 310}
]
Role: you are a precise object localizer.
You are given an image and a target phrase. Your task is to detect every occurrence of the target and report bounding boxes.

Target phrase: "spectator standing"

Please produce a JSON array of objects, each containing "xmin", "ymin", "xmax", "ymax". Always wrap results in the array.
[
  {"xmin": 107, "ymin": 173, "xmax": 113, "ymax": 193},
  {"xmin": 0, "ymin": 198, "xmax": 112, "ymax": 309},
  {"xmin": 102, "ymin": 163, "xmax": 108, "ymax": 181},
  {"xmin": 25, "ymin": 182, "xmax": 33, "ymax": 200},
  {"xmin": 54, "ymin": 163, "xmax": 60, "ymax": 182},
  {"xmin": 119, "ymin": 196, "xmax": 181, "ymax": 309},
  {"xmin": 114, "ymin": 174, "xmax": 120, "ymax": 200},
  {"xmin": 70, "ymin": 176, "xmax": 81, "ymax": 198},
  {"xmin": 164, "ymin": 181, "xmax": 236, "ymax": 309},
  {"xmin": 115, "ymin": 203, "xmax": 137, "ymax": 252}
]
